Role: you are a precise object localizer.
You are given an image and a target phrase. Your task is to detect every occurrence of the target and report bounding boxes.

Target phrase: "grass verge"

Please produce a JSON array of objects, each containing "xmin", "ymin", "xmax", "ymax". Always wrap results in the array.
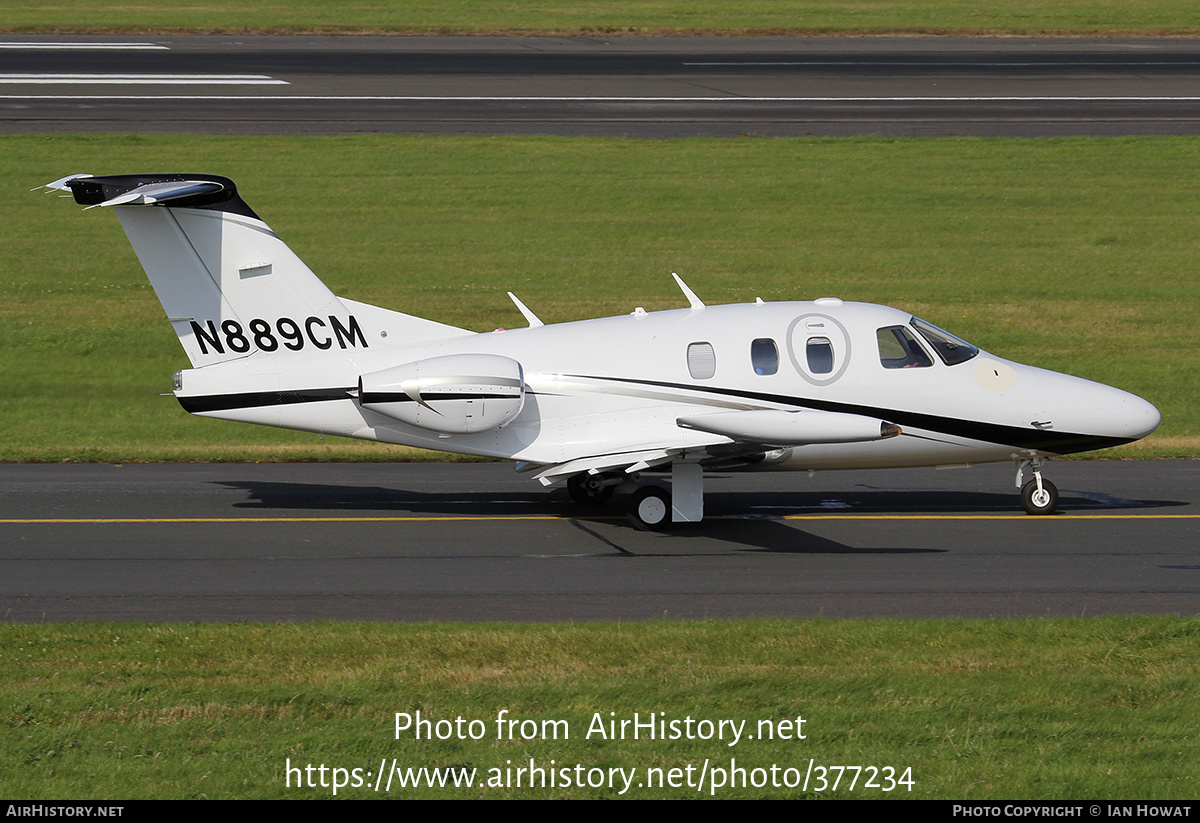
[
  {"xmin": 5, "ymin": 134, "xmax": 1197, "ymax": 461},
  {"xmin": 4, "ymin": 1, "xmax": 1200, "ymax": 37},
  {"xmin": 2, "ymin": 618, "xmax": 1197, "ymax": 799}
]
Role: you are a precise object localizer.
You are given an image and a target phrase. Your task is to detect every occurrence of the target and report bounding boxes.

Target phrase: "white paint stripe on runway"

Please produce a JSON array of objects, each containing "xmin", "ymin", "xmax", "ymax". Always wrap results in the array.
[
  {"xmin": 0, "ymin": 94, "xmax": 1196, "ymax": 101},
  {"xmin": 0, "ymin": 42, "xmax": 168, "ymax": 50},
  {"xmin": 0, "ymin": 74, "xmax": 287, "ymax": 85},
  {"xmin": 685, "ymin": 61, "xmax": 1200, "ymax": 67}
]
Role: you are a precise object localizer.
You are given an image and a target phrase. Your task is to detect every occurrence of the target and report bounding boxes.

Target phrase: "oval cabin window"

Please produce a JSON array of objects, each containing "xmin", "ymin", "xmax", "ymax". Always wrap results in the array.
[{"xmin": 806, "ymin": 337, "xmax": 834, "ymax": 374}]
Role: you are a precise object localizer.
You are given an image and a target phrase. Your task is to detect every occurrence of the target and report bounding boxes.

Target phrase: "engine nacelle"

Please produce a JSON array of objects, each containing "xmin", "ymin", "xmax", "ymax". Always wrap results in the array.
[{"xmin": 359, "ymin": 353, "xmax": 525, "ymax": 435}]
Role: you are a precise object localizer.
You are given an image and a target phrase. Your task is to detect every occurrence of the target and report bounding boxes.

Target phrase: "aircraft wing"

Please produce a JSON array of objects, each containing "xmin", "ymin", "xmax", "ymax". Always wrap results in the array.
[
  {"xmin": 527, "ymin": 446, "xmax": 704, "ymax": 487},
  {"xmin": 525, "ymin": 430, "xmax": 783, "ymax": 486},
  {"xmin": 677, "ymin": 409, "xmax": 900, "ymax": 446},
  {"xmin": 527, "ymin": 408, "xmax": 898, "ymax": 486}
]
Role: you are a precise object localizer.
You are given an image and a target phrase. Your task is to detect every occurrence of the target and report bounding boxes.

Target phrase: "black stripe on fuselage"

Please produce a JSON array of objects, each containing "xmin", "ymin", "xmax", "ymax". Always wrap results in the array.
[
  {"xmin": 562, "ymin": 375, "xmax": 1136, "ymax": 455},
  {"xmin": 177, "ymin": 388, "xmax": 353, "ymax": 414},
  {"xmin": 176, "ymin": 376, "xmax": 1134, "ymax": 455},
  {"xmin": 360, "ymin": 392, "xmax": 520, "ymax": 404},
  {"xmin": 178, "ymin": 388, "xmax": 517, "ymax": 414}
]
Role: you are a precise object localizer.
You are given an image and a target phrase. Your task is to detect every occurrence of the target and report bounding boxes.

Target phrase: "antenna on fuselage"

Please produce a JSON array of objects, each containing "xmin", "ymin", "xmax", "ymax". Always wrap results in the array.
[
  {"xmin": 672, "ymin": 272, "xmax": 705, "ymax": 310},
  {"xmin": 507, "ymin": 292, "xmax": 544, "ymax": 328}
]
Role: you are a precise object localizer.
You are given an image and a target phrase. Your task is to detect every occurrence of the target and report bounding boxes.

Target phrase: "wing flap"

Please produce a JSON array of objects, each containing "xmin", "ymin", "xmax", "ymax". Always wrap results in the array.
[{"xmin": 531, "ymin": 448, "xmax": 682, "ymax": 486}]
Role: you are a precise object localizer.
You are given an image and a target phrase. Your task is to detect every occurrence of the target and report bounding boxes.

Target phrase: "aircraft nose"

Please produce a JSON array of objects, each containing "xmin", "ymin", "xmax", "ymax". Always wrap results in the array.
[
  {"xmin": 1058, "ymin": 378, "xmax": 1161, "ymax": 442},
  {"xmin": 1118, "ymin": 390, "xmax": 1162, "ymax": 441}
]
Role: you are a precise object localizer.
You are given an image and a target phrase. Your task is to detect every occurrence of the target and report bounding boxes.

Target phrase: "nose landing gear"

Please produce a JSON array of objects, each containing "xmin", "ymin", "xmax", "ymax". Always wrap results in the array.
[{"xmin": 1016, "ymin": 457, "xmax": 1059, "ymax": 515}]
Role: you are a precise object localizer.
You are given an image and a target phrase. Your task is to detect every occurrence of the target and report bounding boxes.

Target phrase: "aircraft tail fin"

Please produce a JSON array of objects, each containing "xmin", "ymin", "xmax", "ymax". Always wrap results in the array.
[{"xmin": 48, "ymin": 173, "xmax": 469, "ymax": 368}]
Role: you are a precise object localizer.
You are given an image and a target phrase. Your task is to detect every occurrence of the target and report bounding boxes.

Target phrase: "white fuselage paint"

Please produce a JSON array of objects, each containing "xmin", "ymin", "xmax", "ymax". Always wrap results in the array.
[{"xmin": 178, "ymin": 294, "xmax": 1160, "ymax": 473}]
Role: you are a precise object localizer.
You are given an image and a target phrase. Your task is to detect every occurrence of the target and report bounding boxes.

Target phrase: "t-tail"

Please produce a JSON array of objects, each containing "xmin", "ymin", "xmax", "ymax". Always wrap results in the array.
[{"xmin": 41, "ymin": 173, "xmax": 469, "ymax": 368}]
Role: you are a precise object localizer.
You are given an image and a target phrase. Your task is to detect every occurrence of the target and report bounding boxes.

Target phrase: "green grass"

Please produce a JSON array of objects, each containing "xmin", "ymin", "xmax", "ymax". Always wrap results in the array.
[
  {"xmin": 4, "ymin": 134, "xmax": 1197, "ymax": 461},
  {"xmin": 4, "ymin": 0, "xmax": 1200, "ymax": 36},
  {"xmin": 2, "ymin": 618, "xmax": 1197, "ymax": 799}
]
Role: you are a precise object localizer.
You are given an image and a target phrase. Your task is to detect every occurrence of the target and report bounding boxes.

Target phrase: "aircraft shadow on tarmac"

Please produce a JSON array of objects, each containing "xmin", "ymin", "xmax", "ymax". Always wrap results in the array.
[
  {"xmin": 213, "ymin": 479, "xmax": 1183, "ymax": 557},
  {"xmin": 215, "ymin": 479, "xmax": 1178, "ymax": 516},
  {"xmin": 567, "ymin": 517, "xmax": 943, "ymax": 556}
]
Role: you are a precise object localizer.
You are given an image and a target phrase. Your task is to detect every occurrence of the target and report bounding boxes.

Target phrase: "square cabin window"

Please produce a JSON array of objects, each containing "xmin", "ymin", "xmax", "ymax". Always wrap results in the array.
[{"xmin": 751, "ymin": 338, "xmax": 778, "ymax": 375}]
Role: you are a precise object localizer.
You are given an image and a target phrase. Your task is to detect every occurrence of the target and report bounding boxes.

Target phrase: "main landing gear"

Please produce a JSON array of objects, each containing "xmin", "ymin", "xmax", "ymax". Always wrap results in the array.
[
  {"xmin": 628, "ymin": 485, "xmax": 672, "ymax": 531},
  {"xmin": 572, "ymin": 457, "xmax": 1063, "ymax": 527},
  {"xmin": 566, "ymin": 462, "xmax": 705, "ymax": 531},
  {"xmin": 1016, "ymin": 457, "xmax": 1059, "ymax": 516},
  {"xmin": 625, "ymin": 462, "xmax": 705, "ymax": 531},
  {"xmin": 567, "ymin": 472, "xmax": 617, "ymax": 506}
]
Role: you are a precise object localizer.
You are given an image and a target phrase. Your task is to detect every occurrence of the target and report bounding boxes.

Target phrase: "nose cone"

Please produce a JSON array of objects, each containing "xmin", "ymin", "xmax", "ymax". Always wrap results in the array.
[
  {"xmin": 1037, "ymin": 371, "xmax": 1161, "ymax": 449},
  {"xmin": 1113, "ymin": 389, "xmax": 1162, "ymax": 441}
]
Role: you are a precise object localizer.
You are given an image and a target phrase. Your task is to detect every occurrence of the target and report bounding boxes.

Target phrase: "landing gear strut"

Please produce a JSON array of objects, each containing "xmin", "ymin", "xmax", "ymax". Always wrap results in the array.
[
  {"xmin": 1016, "ymin": 457, "xmax": 1058, "ymax": 516},
  {"xmin": 567, "ymin": 472, "xmax": 616, "ymax": 505}
]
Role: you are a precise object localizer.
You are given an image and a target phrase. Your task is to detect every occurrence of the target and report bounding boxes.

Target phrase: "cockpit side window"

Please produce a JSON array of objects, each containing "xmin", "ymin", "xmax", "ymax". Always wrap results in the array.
[
  {"xmin": 877, "ymin": 326, "xmax": 934, "ymax": 369},
  {"xmin": 911, "ymin": 317, "xmax": 979, "ymax": 366},
  {"xmin": 750, "ymin": 338, "xmax": 778, "ymax": 375}
]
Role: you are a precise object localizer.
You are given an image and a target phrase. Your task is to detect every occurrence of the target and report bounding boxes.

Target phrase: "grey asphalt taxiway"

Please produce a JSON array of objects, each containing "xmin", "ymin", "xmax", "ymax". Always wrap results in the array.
[
  {"xmin": 5, "ymin": 34, "xmax": 1200, "ymax": 136},
  {"xmin": 2, "ymin": 461, "xmax": 1196, "ymax": 622}
]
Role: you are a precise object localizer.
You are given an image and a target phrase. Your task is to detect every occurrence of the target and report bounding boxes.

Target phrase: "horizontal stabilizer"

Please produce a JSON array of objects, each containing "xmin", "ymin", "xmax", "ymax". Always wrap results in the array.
[
  {"xmin": 35, "ymin": 173, "xmax": 93, "ymax": 193},
  {"xmin": 86, "ymin": 180, "xmax": 227, "ymax": 209},
  {"xmin": 58, "ymin": 173, "xmax": 261, "ymax": 220},
  {"xmin": 677, "ymin": 409, "xmax": 900, "ymax": 447}
]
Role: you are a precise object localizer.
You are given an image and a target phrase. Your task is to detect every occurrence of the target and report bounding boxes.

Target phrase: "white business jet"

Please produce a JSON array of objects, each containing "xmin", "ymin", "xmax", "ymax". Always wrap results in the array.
[{"xmin": 42, "ymin": 173, "xmax": 1161, "ymax": 529}]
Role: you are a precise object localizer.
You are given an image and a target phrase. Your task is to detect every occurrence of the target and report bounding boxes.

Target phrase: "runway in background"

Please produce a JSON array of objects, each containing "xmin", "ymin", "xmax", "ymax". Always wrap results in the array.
[{"xmin": 4, "ymin": 35, "xmax": 1200, "ymax": 136}]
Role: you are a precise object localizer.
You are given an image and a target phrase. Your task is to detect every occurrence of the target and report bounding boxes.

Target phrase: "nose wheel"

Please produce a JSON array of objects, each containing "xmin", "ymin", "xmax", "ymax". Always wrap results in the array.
[
  {"xmin": 1016, "ymin": 457, "xmax": 1058, "ymax": 515},
  {"xmin": 1020, "ymin": 477, "xmax": 1059, "ymax": 515}
]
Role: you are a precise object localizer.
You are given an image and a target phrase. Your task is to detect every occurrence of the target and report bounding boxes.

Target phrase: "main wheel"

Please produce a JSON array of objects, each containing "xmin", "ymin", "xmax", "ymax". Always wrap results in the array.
[
  {"xmin": 568, "ymin": 472, "xmax": 615, "ymax": 505},
  {"xmin": 628, "ymin": 485, "xmax": 671, "ymax": 531},
  {"xmin": 1020, "ymin": 478, "xmax": 1059, "ymax": 516}
]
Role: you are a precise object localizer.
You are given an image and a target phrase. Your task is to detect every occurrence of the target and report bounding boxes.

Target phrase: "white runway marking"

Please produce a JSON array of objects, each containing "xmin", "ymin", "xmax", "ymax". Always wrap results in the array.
[
  {"xmin": 0, "ymin": 74, "xmax": 287, "ymax": 85},
  {"xmin": 0, "ymin": 42, "xmax": 168, "ymax": 50}
]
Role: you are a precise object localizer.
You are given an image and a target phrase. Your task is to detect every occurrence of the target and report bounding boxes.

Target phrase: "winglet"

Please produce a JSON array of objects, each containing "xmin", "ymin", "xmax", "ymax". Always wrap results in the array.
[
  {"xmin": 507, "ymin": 292, "xmax": 544, "ymax": 328},
  {"xmin": 672, "ymin": 272, "xmax": 705, "ymax": 310}
]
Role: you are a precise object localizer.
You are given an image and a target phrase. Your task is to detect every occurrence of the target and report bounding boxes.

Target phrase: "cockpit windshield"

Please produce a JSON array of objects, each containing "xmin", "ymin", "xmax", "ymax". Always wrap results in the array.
[{"xmin": 911, "ymin": 317, "xmax": 979, "ymax": 366}]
